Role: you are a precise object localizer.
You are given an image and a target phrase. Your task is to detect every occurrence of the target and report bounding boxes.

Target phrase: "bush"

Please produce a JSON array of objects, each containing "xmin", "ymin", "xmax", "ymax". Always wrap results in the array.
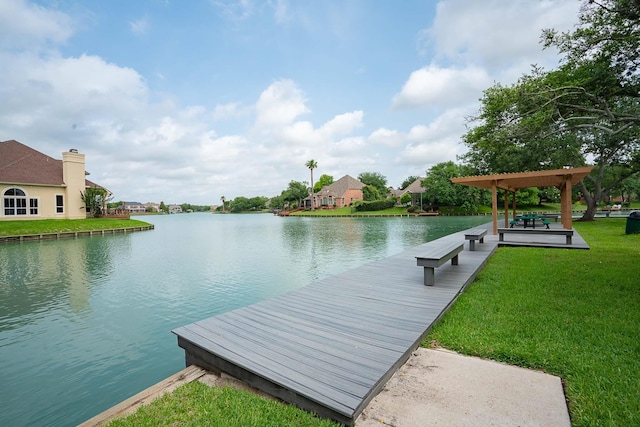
[{"xmin": 354, "ymin": 198, "xmax": 397, "ymax": 212}]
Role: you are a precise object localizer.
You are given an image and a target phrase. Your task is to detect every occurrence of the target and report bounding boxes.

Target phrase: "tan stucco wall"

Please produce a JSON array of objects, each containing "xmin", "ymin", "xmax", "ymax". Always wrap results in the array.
[{"xmin": 0, "ymin": 184, "xmax": 71, "ymax": 220}]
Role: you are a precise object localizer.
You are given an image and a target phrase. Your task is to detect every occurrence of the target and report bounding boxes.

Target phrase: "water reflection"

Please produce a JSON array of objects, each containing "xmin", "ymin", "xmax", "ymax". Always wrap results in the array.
[{"xmin": 0, "ymin": 237, "xmax": 116, "ymax": 331}]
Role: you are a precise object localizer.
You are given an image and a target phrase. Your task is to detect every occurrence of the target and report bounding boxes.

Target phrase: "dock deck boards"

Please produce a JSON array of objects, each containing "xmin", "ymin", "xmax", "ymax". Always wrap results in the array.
[{"xmin": 172, "ymin": 224, "xmax": 586, "ymax": 425}]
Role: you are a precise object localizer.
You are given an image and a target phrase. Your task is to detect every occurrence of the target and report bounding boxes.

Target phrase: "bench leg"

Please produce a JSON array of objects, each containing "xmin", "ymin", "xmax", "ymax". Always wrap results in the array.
[
  {"xmin": 566, "ymin": 235, "xmax": 572, "ymax": 245},
  {"xmin": 499, "ymin": 233, "xmax": 504, "ymax": 242},
  {"xmin": 452, "ymin": 253, "xmax": 459, "ymax": 266},
  {"xmin": 469, "ymin": 240, "xmax": 475, "ymax": 251},
  {"xmin": 423, "ymin": 267, "xmax": 435, "ymax": 286},
  {"xmin": 479, "ymin": 237, "xmax": 484, "ymax": 244}
]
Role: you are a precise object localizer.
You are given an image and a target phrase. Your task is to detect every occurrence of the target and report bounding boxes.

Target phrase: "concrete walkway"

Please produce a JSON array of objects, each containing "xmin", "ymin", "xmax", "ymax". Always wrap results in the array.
[{"xmin": 356, "ymin": 348, "xmax": 570, "ymax": 427}]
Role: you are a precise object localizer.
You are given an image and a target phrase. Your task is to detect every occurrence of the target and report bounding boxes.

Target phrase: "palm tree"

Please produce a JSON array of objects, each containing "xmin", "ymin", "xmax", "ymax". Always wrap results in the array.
[
  {"xmin": 220, "ymin": 196, "xmax": 225, "ymax": 212},
  {"xmin": 305, "ymin": 159, "xmax": 318, "ymax": 211}
]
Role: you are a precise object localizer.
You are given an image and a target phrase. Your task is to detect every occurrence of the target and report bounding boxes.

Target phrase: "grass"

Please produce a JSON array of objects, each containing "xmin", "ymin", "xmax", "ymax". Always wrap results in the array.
[
  {"xmin": 0, "ymin": 218, "xmax": 152, "ymax": 236},
  {"xmin": 425, "ymin": 218, "xmax": 640, "ymax": 426},
  {"xmin": 107, "ymin": 382, "xmax": 340, "ymax": 427}
]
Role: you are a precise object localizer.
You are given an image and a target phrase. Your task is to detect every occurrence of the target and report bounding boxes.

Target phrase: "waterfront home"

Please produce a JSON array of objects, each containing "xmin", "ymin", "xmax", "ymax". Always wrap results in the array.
[
  {"xmin": 306, "ymin": 175, "xmax": 365, "ymax": 209},
  {"xmin": 0, "ymin": 139, "xmax": 102, "ymax": 220}
]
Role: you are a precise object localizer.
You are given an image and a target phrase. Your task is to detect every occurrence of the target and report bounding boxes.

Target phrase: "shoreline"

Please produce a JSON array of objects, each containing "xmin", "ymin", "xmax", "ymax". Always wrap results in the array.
[{"xmin": 0, "ymin": 224, "xmax": 154, "ymax": 243}]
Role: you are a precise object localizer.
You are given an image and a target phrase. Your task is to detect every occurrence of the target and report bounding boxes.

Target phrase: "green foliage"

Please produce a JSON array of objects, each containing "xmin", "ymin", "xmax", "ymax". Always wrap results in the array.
[
  {"xmin": 159, "ymin": 201, "xmax": 168, "ymax": 213},
  {"xmin": 358, "ymin": 172, "xmax": 388, "ymax": 197},
  {"xmin": 80, "ymin": 187, "xmax": 113, "ymax": 217},
  {"xmin": 361, "ymin": 184, "xmax": 381, "ymax": 201},
  {"xmin": 354, "ymin": 198, "xmax": 396, "ymax": 212},
  {"xmin": 229, "ymin": 196, "xmax": 268, "ymax": 212},
  {"xmin": 426, "ymin": 219, "xmax": 640, "ymax": 426},
  {"xmin": 400, "ymin": 193, "xmax": 412, "ymax": 205},
  {"xmin": 313, "ymin": 174, "xmax": 333, "ymax": 193},
  {"xmin": 422, "ymin": 162, "xmax": 490, "ymax": 212},
  {"xmin": 180, "ymin": 203, "xmax": 211, "ymax": 212}
]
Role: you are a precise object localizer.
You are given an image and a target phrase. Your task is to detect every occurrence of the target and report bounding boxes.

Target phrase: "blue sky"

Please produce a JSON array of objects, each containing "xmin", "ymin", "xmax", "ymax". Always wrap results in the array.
[{"xmin": 0, "ymin": 0, "xmax": 581, "ymax": 205}]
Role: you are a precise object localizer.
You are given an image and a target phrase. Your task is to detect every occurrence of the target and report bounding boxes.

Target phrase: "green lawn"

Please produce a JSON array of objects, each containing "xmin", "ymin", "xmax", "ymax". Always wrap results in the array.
[
  {"xmin": 0, "ymin": 218, "xmax": 152, "ymax": 236},
  {"xmin": 107, "ymin": 382, "xmax": 339, "ymax": 427},
  {"xmin": 425, "ymin": 219, "xmax": 640, "ymax": 426}
]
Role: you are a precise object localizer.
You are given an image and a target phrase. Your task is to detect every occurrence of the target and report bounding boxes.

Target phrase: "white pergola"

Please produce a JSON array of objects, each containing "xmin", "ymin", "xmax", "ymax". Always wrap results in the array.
[{"xmin": 451, "ymin": 166, "xmax": 595, "ymax": 234}]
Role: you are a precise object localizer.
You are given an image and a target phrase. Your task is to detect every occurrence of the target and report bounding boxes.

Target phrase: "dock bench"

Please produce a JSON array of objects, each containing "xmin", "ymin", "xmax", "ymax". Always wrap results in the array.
[
  {"xmin": 498, "ymin": 228, "xmax": 574, "ymax": 245},
  {"xmin": 416, "ymin": 241, "xmax": 464, "ymax": 286},
  {"xmin": 464, "ymin": 228, "xmax": 487, "ymax": 251}
]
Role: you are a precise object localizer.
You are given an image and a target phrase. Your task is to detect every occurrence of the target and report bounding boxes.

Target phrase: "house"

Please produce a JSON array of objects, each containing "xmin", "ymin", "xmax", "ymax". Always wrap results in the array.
[
  {"xmin": 168, "ymin": 204, "xmax": 182, "ymax": 214},
  {"xmin": 0, "ymin": 140, "xmax": 102, "ymax": 220},
  {"xmin": 118, "ymin": 202, "xmax": 147, "ymax": 213},
  {"xmin": 306, "ymin": 175, "xmax": 365, "ymax": 209},
  {"xmin": 402, "ymin": 177, "xmax": 427, "ymax": 207}
]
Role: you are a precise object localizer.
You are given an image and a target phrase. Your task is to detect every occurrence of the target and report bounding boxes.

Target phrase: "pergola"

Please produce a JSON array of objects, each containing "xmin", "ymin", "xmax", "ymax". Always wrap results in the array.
[{"xmin": 451, "ymin": 166, "xmax": 594, "ymax": 234}]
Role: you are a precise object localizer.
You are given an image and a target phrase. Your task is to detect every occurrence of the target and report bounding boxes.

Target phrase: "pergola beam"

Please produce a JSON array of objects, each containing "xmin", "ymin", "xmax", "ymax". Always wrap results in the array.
[{"xmin": 451, "ymin": 166, "xmax": 594, "ymax": 234}]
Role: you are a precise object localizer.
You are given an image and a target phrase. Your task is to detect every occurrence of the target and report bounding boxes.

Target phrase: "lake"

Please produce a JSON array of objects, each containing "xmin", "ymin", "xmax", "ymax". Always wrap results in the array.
[{"xmin": 0, "ymin": 213, "xmax": 491, "ymax": 426}]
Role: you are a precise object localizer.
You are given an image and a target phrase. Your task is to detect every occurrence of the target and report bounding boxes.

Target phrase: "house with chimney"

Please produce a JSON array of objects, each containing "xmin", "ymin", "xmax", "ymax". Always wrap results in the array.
[{"xmin": 0, "ymin": 139, "xmax": 103, "ymax": 220}]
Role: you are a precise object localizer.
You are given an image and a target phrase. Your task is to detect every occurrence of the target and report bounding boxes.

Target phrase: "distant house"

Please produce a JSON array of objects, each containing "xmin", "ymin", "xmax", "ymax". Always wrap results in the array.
[
  {"xmin": 168, "ymin": 204, "xmax": 182, "ymax": 214},
  {"xmin": 119, "ymin": 202, "xmax": 147, "ymax": 213},
  {"xmin": 306, "ymin": 175, "xmax": 365, "ymax": 209},
  {"xmin": 0, "ymin": 139, "xmax": 103, "ymax": 220}
]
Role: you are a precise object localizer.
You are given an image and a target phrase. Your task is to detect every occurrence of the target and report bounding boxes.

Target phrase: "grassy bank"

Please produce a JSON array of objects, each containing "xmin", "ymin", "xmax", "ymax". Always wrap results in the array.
[
  {"xmin": 107, "ymin": 382, "xmax": 339, "ymax": 427},
  {"xmin": 425, "ymin": 219, "xmax": 640, "ymax": 426},
  {"xmin": 0, "ymin": 218, "xmax": 152, "ymax": 237}
]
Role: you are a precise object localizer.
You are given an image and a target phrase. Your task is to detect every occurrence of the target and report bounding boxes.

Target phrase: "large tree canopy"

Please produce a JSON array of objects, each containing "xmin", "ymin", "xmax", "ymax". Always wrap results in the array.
[{"xmin": 462, "ymin": 0, "xmax": 640, "ymax": 220}]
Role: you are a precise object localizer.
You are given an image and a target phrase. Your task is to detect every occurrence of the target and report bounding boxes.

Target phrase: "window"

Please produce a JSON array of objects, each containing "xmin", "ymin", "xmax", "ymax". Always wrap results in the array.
[
  {"xmin": 3, "ymin": 188, "xmax": 27, "ymax": 216},
  {"xmin": 56, "ymin": 195, "xmax": 64, "ymax": 213},
  {"xmin": 30, "ymin": 198, "xmax": 39, "ymax": 215}
]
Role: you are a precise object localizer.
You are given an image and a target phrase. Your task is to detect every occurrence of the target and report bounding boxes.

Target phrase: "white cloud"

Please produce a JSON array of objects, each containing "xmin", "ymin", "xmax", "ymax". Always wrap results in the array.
[
  {"xmin": 392, "ymin": 64, "xmax": 490, "ymax": 109},
  {"xmin": 254, "ymin": 79, "xmax": 310, "ymax": 130},
  {"xmin": 0, "ymin": 0, "xmax": 72, "ymax": 49},
  {"xmin": 426, "ymin": 0, "xmax": 580, "ymax": 69},
  {"xmin": 369, "ymin": 128, "xmax": 402, "ymax": 148}
]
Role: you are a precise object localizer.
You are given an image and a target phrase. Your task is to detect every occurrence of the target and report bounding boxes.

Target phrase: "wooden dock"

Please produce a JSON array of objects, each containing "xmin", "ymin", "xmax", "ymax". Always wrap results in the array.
[
  {"xmin": 172, "ymin": 225, "xmax": 588, "ymax": 425},
  {"xmin": 172, "ymin": 226, "xmax": 499, "ymax": 425}
]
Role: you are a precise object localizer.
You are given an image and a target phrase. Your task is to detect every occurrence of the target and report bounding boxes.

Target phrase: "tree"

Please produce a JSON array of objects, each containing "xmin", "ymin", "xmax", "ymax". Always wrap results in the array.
[
  {"xmin": 159, "ymin": 201, "xmax": 167, "ymax": 213},
  {"xmin": 80, "ymin": 187, "xmax": 112, "ymax": 217},
  {"xmin": 422, "ymin": 162, "xmax": 490, "ymax": 213},
  {"xmin": 358, "ymin": 172, "xmax": 388, "ymax": 198},
  {"xmin": 462, "ymin": 0, "xmax": 640, "ymax": 220},
  {"xmin": 283, "ymin": 180, "xmax": 309, "ymax": 208},
  {"xmin": 400, "ymin": 193, "xmax": 412, "ymax": 205},
  {"xmin": 313, "ymin": 174, "xmax": 334, "ymax": 192},
  {"xmin": 362, "ymin": 185, "xmax": 381, "ymax": 201},
  {"xmin": 305, "ymin": 159, "xmax": 318, "ymax": 210},
  {"xmin": 220, "ymin": 196, "xmax": 226, "ymax": 212}
]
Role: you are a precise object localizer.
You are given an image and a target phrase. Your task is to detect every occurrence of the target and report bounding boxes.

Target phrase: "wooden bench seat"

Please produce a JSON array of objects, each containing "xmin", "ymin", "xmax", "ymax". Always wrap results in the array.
[
  {"xmin": 416, "ymin": 241, "xmax": 464, "ymax": 286},
  {"xmin": 498, "ymin": 228, "xmax": 573, "ymax": 245},
  {"xmin": 464, "ymin": 227, "xmax": 487, "ymax": 251}
]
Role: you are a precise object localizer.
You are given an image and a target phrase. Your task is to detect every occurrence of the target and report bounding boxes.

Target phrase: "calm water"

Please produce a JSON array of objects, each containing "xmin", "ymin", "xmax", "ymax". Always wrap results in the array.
[{"xmin": 0, "ymin": 213, "xmax": 491, "ymax": 426}]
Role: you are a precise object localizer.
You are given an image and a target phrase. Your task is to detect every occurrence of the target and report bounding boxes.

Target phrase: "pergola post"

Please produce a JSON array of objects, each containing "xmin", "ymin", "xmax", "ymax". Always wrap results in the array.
[
  {"xmin": 504, "ymin": 189, "xmax": 509, "ymax": 228},
  {"xmin": 560, "ymin": 175, "xmax": 573, "ymax": 229},
  {"xmin": 512, "ymin": 191, "xmax": 517, "ymax": 222},
  {"xmin": 491, "ymin": 181, "xmax": 498, "ymax": 235}
]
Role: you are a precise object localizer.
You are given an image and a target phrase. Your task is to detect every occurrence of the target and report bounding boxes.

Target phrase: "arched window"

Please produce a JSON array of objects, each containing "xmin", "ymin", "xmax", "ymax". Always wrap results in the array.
[{"xmin": 3, "ymin": 188, "xmax": 38, "ymax": 216}]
